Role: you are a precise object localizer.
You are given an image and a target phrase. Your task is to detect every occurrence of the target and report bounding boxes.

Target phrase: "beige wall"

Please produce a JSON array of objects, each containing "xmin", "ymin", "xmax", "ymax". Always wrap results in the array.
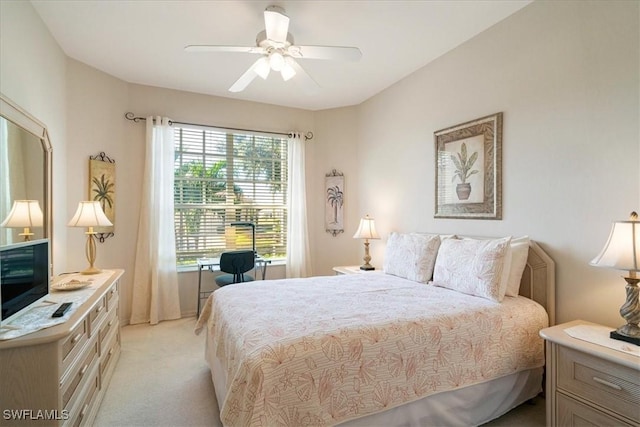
[
  {"xmin": 310, "ymin": 106, "xmax": 362, "ymax": 275},
  {"xmin": 0, "ymin": 0, "xmax": 68, "ymax": 270},
  {"xmin": 343, "ymin": 0, "xmax": 639, "ymax": 327},
  {"xmin": 65, "ymin": 60, "xmax": 131, "ymax": 317},
  {"xmin": 3, "ymin": 1, "xmax": 639, "ymax": 328}
]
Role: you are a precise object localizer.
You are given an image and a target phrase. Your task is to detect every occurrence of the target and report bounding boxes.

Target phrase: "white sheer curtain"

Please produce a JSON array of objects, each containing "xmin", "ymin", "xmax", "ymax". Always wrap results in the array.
[
  {"xmin": 286, "ymin": 133, "xmax": 311, "ymax": 278},
  {"xmin": 130, "ymin": 116, "xmax": 181, "ymax": 325}
]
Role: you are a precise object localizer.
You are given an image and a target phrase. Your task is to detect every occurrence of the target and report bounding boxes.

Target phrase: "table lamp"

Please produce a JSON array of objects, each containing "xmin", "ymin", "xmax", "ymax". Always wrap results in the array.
[
  {"xmin": 590, "ymin": 211, "xmax": 640, "ymax": 345},
  {"xmin": 353, "ymin": 214, "xmax": 380, "ymax": 270},
  {"xmin": 68, "ymin": 201, "xmax": 112, "ymax": 275},
  {"xmin": 0, "ymin": 200, "xmax": 43, "ymax": 241}
]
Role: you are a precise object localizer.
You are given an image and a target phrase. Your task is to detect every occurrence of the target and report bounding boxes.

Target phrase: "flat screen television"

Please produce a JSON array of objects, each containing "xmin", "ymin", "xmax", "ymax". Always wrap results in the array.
[{"xmin": 0, "ymin": 238, "xmax": 50, "ymax": 326}]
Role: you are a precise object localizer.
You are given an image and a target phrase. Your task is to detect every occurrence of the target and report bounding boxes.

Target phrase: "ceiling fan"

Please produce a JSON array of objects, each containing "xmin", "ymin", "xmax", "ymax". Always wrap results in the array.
[{"xmin": 185, "ymin": 5, "xmax": 362, "ymax": 93}]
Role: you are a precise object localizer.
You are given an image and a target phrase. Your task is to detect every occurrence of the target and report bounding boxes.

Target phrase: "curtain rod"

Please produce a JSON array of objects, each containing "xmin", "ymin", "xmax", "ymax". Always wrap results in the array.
[{"xmin": 124, "ymin": 112, "xmax": 313, "ymax": 141}]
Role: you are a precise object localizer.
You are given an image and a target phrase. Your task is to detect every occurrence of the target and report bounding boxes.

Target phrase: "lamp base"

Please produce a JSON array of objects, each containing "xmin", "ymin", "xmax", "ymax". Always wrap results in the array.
[
  {"xmin": 81, "ymin": 266, "xmax": 102, "ymax": 275},
  {"xmin": 610, "ymin": 324, "xmax": 640, "ymax": 346},
  {"xmin": 360, "ymin": 264, "xmax": 375, "ymax": 271}
]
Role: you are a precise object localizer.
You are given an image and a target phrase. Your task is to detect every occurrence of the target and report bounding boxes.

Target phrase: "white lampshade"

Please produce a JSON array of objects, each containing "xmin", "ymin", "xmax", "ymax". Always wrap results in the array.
[
  {"xmin": 353, "ymin": 215, "xmax": 380, "ymax": 240},
  {"xmin": 68, "ymin": 201, "xmax": 112, "ymax": 228},
  {"xmin": 269, "ymin": 51, "xmax": 285, "ymax": 72},
  {"xmin": 281, "ymin": 57, "xmax": 297, "ymax": 81},
  {"xmin": 590, "ymin": 217, "xmax": 639, "ymax": 272},
  {"xmin": 254, "ymin": 57, "xmax": 271, "ymax": 80},
  {"xmin": 1, "ymin": 200, "xmax": 43, "ymax": 228}
]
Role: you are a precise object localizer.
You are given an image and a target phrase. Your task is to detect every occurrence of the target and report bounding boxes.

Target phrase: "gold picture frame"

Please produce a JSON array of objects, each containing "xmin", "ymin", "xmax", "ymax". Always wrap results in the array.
[
  {"xmin": 434, "ymin": 112, "xmax": 502, "ymax": 219},
  {"xmin": 89, "ymin": 152, "xmax": 115, "ymax": 241}
]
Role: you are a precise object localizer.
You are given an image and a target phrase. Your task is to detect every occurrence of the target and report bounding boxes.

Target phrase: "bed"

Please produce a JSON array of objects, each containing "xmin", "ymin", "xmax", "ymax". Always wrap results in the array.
[{"xmin": 195, "ymin": 235, "xmax": 555, "ymax": 426}]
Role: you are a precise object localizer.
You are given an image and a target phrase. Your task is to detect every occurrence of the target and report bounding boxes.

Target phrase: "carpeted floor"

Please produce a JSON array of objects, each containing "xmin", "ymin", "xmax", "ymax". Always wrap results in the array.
[{"xmin": 94, "ymin": 317, "xmax": 546, "ymax": 427}]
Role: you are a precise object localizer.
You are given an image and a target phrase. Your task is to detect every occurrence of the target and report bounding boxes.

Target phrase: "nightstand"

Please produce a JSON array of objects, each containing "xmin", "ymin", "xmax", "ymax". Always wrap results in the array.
[
  {"xmin": 540, "ymin": 320, "xmax": 640, "ymax": 426},
  {"xmin": 332, "ymin": 265, "xmax": 379, "ymax": 275}
]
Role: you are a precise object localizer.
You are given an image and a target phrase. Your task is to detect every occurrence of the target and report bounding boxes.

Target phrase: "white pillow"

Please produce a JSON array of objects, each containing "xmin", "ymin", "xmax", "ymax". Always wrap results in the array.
[
  {"xmin": 432, "ymin": 237, "xmax": 511, "ymax": 302},
  {"xmin": 504, "ymin": 236, "xmax": 530, "ymax": 297},
  {"xmin": 383, "ymin": 233, "xmax": 441, "ymax": 283}
]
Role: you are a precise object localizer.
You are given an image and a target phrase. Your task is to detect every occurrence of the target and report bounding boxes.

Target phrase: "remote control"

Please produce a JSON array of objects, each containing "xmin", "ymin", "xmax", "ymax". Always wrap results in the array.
[{"xmin": 52, "ymin": 302, "xmax": 72, "ymax": 318}]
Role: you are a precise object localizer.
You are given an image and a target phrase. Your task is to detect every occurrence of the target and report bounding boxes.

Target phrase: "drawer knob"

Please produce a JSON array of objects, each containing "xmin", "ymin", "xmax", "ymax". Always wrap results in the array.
[
  {"xmin": 592, "ymin": 376, "xmax": 622, "ymax": 391},
  {"xmin": 96, "ymin": 305, "xmax": 104, "ymax": 313},
  {"xmin": 80, "ymin": 364, "xmax": 89, "ymax": 376},
  {"xmin": 71, "ymin": 333, "xmax": 83, "ymax": 344},
  {"xmin": 80, "ymin": 403, "xmax": 89, "ymax": 418}
]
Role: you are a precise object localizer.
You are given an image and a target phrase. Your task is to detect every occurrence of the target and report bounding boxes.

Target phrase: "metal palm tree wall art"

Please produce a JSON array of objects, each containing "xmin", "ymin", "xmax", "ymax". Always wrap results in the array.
[
  {"xmin": 89, "ymin": 152, "xmax": 116, "ymax": 241},
  {"xmin": 325, "ymin": 169, "xmax": 344, "ymax": 236}
]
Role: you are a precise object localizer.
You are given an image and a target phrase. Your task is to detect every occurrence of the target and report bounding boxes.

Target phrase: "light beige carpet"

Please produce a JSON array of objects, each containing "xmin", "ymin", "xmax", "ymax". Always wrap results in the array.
[{"xmin": 95, "ymin": 317, "xmax": 546, "ymax": 427}]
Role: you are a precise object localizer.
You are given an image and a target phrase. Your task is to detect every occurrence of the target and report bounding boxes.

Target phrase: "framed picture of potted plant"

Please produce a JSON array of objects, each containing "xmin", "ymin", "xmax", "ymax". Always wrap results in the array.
[
  {"xmin": 325, "ymin": 169, "xmax": 344, "ymax": 236},
  {"xmin": 434, "ymin": 112, "xmax": 502, "ymax": 219}
]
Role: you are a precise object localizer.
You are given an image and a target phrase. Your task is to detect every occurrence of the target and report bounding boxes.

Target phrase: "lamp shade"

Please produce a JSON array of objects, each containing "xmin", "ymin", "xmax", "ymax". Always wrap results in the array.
[
  {"xmin": 1, "ymin": 200, "xmax": 43, "ymax": 228},
  {"xmin": 68, "ymin": 201, "xmax": 112, "ymax": 228},
  {"xmin": 353, "ymin": 215, "xmax": 380, "ymax": 240},
  {"xmin": 590, "ymin": 218, "xmax": 639, "ymax": 272}
]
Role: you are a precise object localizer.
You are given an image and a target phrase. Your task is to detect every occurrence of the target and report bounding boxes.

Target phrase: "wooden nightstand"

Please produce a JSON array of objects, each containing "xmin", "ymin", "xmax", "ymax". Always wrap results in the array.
[
  {"xmin": 540, "ymin": 320, "xmax": 640, "ymax": 426},
  {"xmin": 332, "ymin": 265, "xmax": 379, "ymax": 275}
]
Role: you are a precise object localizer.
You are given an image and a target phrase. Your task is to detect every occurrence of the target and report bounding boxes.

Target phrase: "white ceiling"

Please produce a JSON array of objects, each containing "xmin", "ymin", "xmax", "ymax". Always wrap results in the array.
[{"xmin": 31, "ymin": 0, "xmax": 531, "ymax": 111}]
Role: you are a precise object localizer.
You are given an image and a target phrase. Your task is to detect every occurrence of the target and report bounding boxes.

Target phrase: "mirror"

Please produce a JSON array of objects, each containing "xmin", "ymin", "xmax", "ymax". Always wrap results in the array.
[{"xmin": 0, "ymin": 93, "xmax": 52, "ymax": 247}]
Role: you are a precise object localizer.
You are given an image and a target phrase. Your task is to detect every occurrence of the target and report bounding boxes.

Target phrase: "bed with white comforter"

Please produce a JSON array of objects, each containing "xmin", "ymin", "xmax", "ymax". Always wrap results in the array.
[{"xmin": 195, "ymin": 236, "xmax": 555, "ymax": 426}]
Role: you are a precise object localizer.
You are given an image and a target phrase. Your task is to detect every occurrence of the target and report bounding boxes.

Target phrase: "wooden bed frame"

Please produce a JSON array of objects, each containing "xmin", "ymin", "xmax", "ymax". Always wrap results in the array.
[{"xmin": 521, "ymin": 241, "xmax": 556, "ymax": 325}]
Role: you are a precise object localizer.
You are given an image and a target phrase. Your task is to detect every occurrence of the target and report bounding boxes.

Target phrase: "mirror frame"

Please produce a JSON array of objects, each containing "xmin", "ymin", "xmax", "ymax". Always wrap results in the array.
[{"xmin": 0, "ymin": 93, "xmax": 53, "ymax": 252}]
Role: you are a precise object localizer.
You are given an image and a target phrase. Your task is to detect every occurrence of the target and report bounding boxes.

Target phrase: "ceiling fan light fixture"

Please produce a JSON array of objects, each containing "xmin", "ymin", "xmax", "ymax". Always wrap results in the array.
[
  {"xmin": 281, "ymin": 64, "xmax": 296, "ymax": 81},
  {"xmin": 188, "ymin": 5, "xmax": 360, "ymax": 93},
  {"xmin": 269, "ymin": 51, "xmax": 285, "ymax": 71},
  {"xmin": 254, "ymin": 57, "xmax": 271, "ymax": 79}
]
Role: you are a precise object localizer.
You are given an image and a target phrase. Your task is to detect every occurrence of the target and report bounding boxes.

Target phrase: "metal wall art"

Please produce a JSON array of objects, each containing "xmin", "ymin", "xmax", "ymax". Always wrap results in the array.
[
  {"xmin": 434, "ymin": 112, "xmax": 502, "ymax": 219},
  {"xmin": 325, "ymin": 169, "xmax": 344, "ymax": 236},
  {"xmin": 89, "ymin": 152, "xmax": 116, "ymax": 242}
]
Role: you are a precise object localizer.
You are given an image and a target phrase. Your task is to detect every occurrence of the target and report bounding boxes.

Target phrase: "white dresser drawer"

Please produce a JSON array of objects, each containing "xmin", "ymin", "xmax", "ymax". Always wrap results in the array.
[
  {"xmin": 60, "ymin": 338, "xmax": 99, "ymax": 411},
  {"xmin": 61, "ymin": 319, "xmax": 89, "ymax": 376},
  {"xmin": 87, "ymin": 296, "xmax": 107, "ymax": 337},
  {"xmin": 557, "ymin": 345, "xmax": 640, "ymax": 423},
  {"xmin": 557, "ymin": 392, "xmax": 635, "ymax": 427},
  {"xmin": 64, "ymin": 363, "xmax": 100, "ymax": 427}
]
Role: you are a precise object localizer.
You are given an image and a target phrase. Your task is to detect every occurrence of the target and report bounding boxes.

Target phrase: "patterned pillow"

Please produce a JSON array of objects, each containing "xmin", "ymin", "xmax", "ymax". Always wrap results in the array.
[
  {"xmin": 432, "ymin": 237, "xmax": 511, "ymax": 302},
  {"xmin": 383, "ymin": 233, "xmax": 441, "ymax": 283}
]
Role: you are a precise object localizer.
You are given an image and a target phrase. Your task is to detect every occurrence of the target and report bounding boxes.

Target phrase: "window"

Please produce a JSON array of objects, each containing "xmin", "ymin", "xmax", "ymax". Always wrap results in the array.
[{"xmin": 173, "ymin": 125, "xmax": 288, "ymax": 266}]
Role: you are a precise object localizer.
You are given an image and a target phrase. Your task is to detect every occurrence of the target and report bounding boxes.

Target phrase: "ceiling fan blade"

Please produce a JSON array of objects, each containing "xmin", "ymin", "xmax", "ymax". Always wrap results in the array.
[
  {"xmin": 286, "ymin": 57, "xmax": 320, "ymax": 94},
  {"xmin": 229, "ymin": 57, "xmax": 268, "ymax": 92},
  {"xmin": 264, "ymin": 6, "xmax": 289, "ymax": 43},
  {"xmin": 289, "ymin": 45, "xmax": 362, "ymax": 61},
  {"xmin": 185, "ymin": 45, "xmax": 265, "ymax": 54}
]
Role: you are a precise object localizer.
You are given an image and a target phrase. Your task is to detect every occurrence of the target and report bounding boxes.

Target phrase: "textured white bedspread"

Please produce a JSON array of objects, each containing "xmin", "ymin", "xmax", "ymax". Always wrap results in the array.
[{"xmin": 195, "ymin": 273, "xmax": 548, "ymax": 426}]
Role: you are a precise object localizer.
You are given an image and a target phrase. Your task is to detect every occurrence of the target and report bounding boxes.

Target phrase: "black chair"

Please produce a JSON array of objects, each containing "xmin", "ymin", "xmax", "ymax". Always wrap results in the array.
[{"xmin": 215, "ymin": 250, "xmax": 255, "ymax": 287}]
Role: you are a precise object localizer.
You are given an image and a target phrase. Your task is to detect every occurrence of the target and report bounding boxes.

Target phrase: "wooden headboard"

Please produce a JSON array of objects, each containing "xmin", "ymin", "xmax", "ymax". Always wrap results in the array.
[{"xmin": 520, "ymin": 241, "xmax": 556, "ymax": 325}]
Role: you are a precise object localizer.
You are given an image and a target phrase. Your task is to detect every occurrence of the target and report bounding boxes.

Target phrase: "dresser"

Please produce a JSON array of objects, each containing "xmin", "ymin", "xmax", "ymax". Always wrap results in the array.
[
  {"xmin": 540, "ymin": 320, "xmax": 640, "ymax": 427},
  {"xmin": 0, "ymin": 269, "xmax": 123, "ymax": 426}
]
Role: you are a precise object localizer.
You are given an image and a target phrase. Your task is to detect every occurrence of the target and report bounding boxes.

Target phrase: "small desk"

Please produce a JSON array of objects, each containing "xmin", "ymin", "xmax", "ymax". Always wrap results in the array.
[{"xmin": 196, "ymin": 256, "xmax": 271, "ymax": 317}]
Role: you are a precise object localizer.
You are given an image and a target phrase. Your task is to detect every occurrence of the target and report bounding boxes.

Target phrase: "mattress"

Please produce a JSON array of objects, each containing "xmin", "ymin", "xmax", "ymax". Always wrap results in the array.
[{"xmin": 195, "ymin": 272, "xmax": 548, "ymax": 426}]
